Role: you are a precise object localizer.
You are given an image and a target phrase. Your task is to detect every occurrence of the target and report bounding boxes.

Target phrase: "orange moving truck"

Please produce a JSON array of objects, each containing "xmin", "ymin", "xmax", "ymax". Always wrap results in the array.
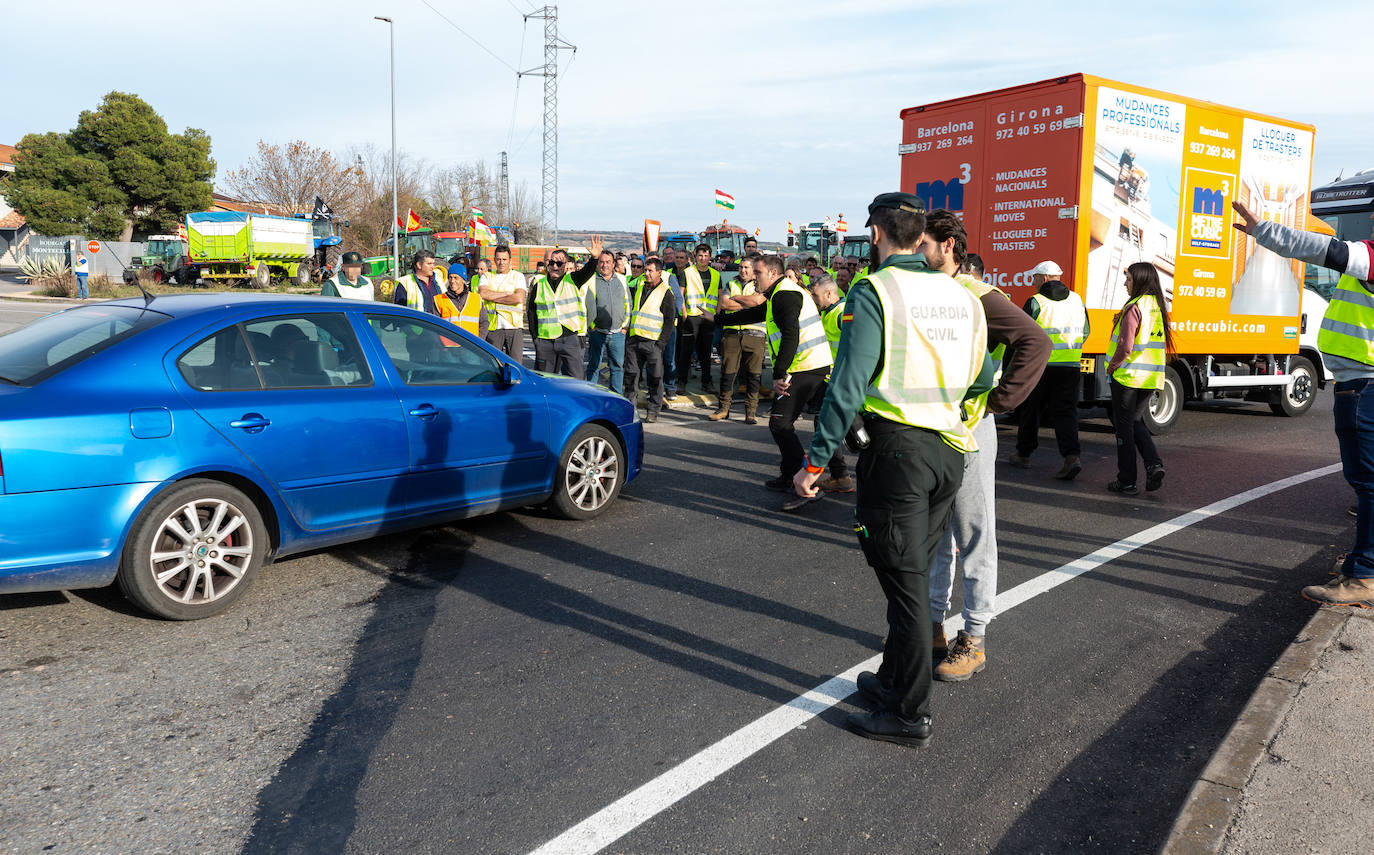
[{"xmin": 899, "ymin": 74, "xmax": 1325, "ymax": 432}]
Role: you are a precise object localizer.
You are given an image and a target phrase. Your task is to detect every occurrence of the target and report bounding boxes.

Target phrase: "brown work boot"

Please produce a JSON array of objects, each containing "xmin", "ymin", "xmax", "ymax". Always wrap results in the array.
[
  {"xmin": 743, "ymin": 407, "xmax": 758, "ymax": 425},
  {"xmin": 1302, "ymin": 575, "xmax": 1374, "ymax": 608},
  {"xmin": 1007, "ymin": 454, "xmax": 1030, "ymax": 469},
  {"xmin": 932, "ymin": 622, "xmax": 948, "ymax": 663},
  {"xmin": 935, "ymin": 631, "xmax": 986, "ymax": 682},
  {"xmin": 818, "ymin": 474, "xmax": 855, "ymax": 493},
  {"xmin": 708, "ymin": 404, "xmax": 731, "ymax": 421},
  {"xmin": 1053, "ymin": 456, "xmax": 1082, "ymax": 480}
]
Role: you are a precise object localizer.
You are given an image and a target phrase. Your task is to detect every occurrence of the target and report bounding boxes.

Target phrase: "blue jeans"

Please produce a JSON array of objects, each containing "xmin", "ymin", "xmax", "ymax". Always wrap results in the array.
[
  {"xmin": 663, "ymin": 324, "xmax": 678, "ymax": 394},
  {"xmin": 585, "ymin": 329, "xmax": 625, "ymax": 392},
  {"xmin": 76, "ymin": 273, "xmax": 89, "ymax": 299},
  {"xmin": 1335, "ymin": 378, "xmax": 1374, "ymax": 579}
]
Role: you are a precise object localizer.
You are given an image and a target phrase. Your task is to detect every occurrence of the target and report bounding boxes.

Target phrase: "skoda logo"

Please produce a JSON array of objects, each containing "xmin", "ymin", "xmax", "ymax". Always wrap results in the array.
[{"xmin": 197, "ymin": 546, "xmax": 209, "ymax": 557}]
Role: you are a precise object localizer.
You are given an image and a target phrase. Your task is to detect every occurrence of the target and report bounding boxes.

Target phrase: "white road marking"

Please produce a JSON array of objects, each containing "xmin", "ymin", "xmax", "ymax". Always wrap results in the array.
[{"xmin": 528, "ymin": 462, "xmax": 1343, "ymax": 855}]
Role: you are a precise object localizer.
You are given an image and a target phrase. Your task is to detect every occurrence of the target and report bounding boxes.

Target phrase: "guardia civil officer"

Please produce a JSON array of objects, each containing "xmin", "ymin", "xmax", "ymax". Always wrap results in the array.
[{"xmin": 793, "ymin": 192, "xmax": 995, "ymax": 747}]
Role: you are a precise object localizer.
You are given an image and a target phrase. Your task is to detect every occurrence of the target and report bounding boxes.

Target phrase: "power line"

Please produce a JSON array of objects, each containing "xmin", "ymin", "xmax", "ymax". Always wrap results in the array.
[{"xmin": 417, "ymin": 0, "xmax": 518, "ymax": 73}]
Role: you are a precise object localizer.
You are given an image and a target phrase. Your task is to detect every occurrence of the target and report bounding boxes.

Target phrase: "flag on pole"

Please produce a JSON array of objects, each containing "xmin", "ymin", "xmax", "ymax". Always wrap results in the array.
[
  {"xmin": 786, "ymin": 221, "xmax": 794, "ymax": 235},
  {"xmin": 753, "ymin": 228, "xmax": 760, "ymax": 236},
  {"xmin": 397, "ymin": 209, "xmax": 421, "ymax": 232},
  {"xmin": 714, "ymin": 189, "xmax": 735, "ymax": 210},
  {"xmin": 468, "ymin": 207, "xmax": 497, "ymax": 245},
  {"xmin": 836, "ymin": 215, "xmax": 848, "ymax": 234}
]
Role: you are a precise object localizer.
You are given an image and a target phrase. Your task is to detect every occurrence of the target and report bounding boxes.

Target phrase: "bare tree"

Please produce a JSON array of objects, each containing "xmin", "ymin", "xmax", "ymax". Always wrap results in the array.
[
  {"xmin": 342, "ymin": 143, "xmax": 433, "ymax": 255},
  {"xmin": 222, "ymin": 140, "xmax": 363, "ymax": 217}
]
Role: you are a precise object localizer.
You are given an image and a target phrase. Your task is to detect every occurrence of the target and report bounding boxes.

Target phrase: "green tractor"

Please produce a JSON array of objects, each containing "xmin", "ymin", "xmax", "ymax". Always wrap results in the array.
[
  {"xmin": 123, "ymin": 235, "xmax": 196, "ymax": 285},
  {"xmin": 362, "ymin": 228, "xmax": 458, "ymax": 298}
]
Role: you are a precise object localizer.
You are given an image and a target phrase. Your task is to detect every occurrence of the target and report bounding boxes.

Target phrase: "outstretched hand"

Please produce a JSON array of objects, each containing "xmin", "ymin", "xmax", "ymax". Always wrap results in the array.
[
  {"xmin": 589, "ymin": 234, "xmax": 604, "ymax": 256},
  {"xmin": 1231, "ymin": 200, "xmax": 1260, "ymax": 235}
]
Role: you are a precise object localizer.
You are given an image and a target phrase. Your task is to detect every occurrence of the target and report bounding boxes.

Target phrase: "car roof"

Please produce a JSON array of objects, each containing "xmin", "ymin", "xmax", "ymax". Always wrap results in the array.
[{"xmin": 101, "ymin": 293, "xmax": 410, "ymax": 320}]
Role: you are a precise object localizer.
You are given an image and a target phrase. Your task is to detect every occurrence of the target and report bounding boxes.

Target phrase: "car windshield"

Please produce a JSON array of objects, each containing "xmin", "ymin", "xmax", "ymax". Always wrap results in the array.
[{"xmin": 0, "ymin": 305, "xmax": 169, "ymax": 386}]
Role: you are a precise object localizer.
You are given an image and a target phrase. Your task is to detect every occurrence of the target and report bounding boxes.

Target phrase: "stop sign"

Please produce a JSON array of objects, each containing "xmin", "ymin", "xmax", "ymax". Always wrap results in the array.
[{"xmin": 87, "ymin": 240, "xmax": 101, "ymax": 254}]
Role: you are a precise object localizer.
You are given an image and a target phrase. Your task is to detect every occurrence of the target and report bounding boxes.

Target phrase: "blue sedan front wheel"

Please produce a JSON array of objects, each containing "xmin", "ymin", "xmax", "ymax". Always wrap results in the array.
[
  {"xmin": 550, "ymin": 425, "xmax": 624, "ymax": 520},
  {"xmin": 117, "ymin": 480, "xmax": 268, "ymax": 620}
]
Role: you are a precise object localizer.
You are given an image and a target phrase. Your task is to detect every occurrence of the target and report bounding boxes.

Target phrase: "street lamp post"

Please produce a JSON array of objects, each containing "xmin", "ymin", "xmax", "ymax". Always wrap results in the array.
[{"xmin": 374, "ymin": 15, "xmax": 397, "ymax": 288}]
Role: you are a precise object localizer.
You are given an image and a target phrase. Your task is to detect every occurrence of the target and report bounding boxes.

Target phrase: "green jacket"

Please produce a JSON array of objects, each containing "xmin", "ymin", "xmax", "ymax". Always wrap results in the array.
[{"xmin": 806, "ymin": 253, "xmax": 995, "ymax": 465}]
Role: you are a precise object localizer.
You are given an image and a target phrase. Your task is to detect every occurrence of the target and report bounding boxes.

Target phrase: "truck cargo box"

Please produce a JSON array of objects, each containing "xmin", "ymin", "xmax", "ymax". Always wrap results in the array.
[{"xmin": 898, "ymin": 74, "xmax": 1317, "ymax": 359}]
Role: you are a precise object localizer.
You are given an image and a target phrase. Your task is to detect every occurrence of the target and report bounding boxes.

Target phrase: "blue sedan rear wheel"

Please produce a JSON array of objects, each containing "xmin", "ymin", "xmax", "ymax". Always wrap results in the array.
[
  {"xmin": 117, "ymin": 479, "xmax": 267, "ymax": 620},
  {"xmin": 550, "ymin": 425, "xmax": 624, "ymax": 520}
]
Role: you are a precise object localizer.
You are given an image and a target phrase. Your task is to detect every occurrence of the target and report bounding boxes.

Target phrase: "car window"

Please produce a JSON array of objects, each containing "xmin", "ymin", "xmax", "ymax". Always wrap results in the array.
[
  {"xmin": 177, "ymin": 326, "xmax": 263, "ymax": 391},
  {"xmin": 240, "ymin": 314, "xmax": 372, "ymax": 390},
  {"xmin": 0, "ymin": 306, "xmax": 169, "ymax": 386},
  {"xmin": 366, "ymin": 315, "xmax": 502, "ymax": 385}
]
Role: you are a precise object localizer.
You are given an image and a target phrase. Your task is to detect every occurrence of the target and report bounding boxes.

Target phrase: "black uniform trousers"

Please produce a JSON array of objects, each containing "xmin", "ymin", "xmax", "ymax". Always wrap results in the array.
[
  {"xmin": 675, "ymin": 315, "xmax": 716, "ymax": 392},
  {"xmin": 1016, "ymin": 364, "xmax": 1082, "ymax": 458},
  {"xmin": 853, "ymin": 418, "xmax": 965, "ymax": 721},
  {"xmin": 534, "ymin": 330, "xmax": 584, "ymax": 379},
  {"xmin": 623, "ymin": 336, "xmax": 665, "ymax": 415},
  {"xmin": 768, "ymin": 367, "xmax": 829, "ymax": 477}
]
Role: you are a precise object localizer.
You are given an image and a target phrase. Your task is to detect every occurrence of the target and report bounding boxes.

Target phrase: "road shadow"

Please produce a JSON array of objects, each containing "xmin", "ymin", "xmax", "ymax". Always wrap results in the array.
[{"xmin": 985, "ymin": 547, "xmax": 1332, "ymax": 855}]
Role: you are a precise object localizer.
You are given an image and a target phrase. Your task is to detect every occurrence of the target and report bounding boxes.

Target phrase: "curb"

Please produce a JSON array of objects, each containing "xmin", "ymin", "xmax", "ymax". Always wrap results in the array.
[{"xmin": 1159, "ymin": 605, "xmax": 1352, "ymax": 855}]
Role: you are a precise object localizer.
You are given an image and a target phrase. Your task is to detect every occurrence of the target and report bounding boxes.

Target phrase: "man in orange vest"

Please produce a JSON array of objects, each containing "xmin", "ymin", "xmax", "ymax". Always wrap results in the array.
[{"xmin": 434, "ymin": 265, "xmax": 488, "ymax": 338}]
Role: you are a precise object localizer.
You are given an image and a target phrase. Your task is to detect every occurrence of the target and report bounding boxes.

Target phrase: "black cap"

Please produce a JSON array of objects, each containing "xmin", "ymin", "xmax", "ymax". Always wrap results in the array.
[
  {"xmin": 341, "ymin": 251, "xmax": 364, "ymax": 266},
  {"xmin": 864, "ymin": 192, "xmax": 926, "ymax": 226}
]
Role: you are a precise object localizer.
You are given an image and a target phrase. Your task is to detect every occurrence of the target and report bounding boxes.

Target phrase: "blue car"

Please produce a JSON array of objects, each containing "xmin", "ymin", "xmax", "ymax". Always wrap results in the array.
[{"xmin": 0, "ymin": 294, "xmax": 642, "ymax": 619}]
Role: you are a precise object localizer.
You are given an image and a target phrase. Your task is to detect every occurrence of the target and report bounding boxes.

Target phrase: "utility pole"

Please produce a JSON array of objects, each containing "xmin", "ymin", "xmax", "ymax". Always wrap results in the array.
[
  {"xmin": 374, "ymin": 16, "xmax": 397, "ymax": 285},
  {"xmin": 499, "ymin": 150, "xmax": 510, "ymax": 228},
  {"xmin": 521, "ymin": 6, "xmax": 575, "ymax": 246}
]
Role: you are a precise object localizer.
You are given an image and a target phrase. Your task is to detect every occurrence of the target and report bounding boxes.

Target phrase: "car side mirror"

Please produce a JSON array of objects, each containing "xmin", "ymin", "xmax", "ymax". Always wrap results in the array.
[{"xmin": 500, "ymin": 361, "xmax": 522, "ymax": 388}]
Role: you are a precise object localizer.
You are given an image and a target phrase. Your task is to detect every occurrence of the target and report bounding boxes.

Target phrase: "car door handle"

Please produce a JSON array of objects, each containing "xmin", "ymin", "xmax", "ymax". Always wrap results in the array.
[
  {"xmin": 229, "ymin": 414, "xmax": 271, "ymax": 433},
  {"xmin": 408, "ymin": 404, "xmax": 438, "ymax": 420}
]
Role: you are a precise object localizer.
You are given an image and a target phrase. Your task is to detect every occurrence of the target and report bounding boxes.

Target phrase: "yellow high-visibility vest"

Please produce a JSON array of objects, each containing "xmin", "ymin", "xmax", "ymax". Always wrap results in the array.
[
  {"xmin": 765, "ymin": 279, "xmax": 831, "ymax": 374},
  {"xmin": 1317, "ymin": 274, "xmax": 1374, "ymax": 366},
  {"xmin": 720, "ymin": 279, "xmax": 767, "ymax": 333},
  {"xmin": 628, "ymin": 279, "xmax": 672, "ymax": 340},
  {"xmin": 1111, "ymin": 294, "xmax": 1165, "ymax": 390},
  {"xmin": 954, "ymin": 272, "xmax": 1007, "ymax": 430},
  {"xmin": 861, "ymin": 266, "xmax": 988, "ymax": 453},
  {"xmin": 676, "ymin": 266, "xmax": 721, "ymax": 316},
  {"xmin": 531, "ymin": 274, "xmax": 584, "ymax": 339},
  {"xmin": 1032, "ymin": 289, "xmax": 1088, "ymax": 364}
]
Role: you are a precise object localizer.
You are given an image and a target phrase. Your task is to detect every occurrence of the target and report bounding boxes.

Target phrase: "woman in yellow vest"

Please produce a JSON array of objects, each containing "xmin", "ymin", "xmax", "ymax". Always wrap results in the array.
[
  {"xmin": 1105, "ymin": 261, "xmax": 1173, "ymax": 495},
  {"xmin": 433, "ymin": 265, "xmax": 488, "ymax": 338}
]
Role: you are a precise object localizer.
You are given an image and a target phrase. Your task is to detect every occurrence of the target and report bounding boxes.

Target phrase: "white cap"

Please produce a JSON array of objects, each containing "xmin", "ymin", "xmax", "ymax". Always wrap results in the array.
[{"xmin": 1029, "ymin": 260, "xmax": 1063, "ymax": 277}]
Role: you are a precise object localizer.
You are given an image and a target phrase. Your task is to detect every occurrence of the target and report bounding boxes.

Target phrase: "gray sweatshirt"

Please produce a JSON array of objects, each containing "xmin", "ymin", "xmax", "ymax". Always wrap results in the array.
[{"xmin": 585, "ymin": 273, "xmax": 629, "ymax": 332}]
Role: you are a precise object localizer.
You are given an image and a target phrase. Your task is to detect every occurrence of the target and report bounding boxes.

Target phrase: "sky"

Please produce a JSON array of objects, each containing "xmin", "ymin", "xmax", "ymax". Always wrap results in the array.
[{"xmin": 3, "ymin": 0, "xmax": 1369, "ymax": 243}]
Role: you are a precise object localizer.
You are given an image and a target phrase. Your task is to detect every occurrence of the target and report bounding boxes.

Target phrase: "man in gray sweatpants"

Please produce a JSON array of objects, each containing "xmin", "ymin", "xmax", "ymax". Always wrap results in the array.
[{"xmin": 918, "ymin": 211, "xmax": 1050, "ymax": 681}]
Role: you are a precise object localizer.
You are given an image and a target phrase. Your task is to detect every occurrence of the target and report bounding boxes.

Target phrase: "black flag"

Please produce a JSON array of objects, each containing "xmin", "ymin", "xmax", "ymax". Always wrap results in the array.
[{"xmin": 312, "ymin": 196, "xmax": 334, "ymax": 220}]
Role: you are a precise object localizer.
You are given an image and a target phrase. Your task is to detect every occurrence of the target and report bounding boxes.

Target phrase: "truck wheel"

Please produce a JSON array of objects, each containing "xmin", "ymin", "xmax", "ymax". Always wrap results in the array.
[
  {"xmin": 1143, "ymin": 366, "xmax": 1183, "ymax": 435},
  {"xmin": 294, "ymin": 262, "xmax": 311, "ymax": 286},
  {"xmin": 253, "ymin": 262, "xmax": 271, "ymax": 288},
  {"xmin": 1269, "ymin": 356, "xmax": 1317, "ymax": 417}
]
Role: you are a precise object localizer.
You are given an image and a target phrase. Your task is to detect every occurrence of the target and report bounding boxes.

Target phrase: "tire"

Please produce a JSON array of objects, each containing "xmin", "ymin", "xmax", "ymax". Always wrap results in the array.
[
  {"xmin": 1269, "ymin": 355, "xmax": 1318, "ymax": 417},
  {"xmin": 151, "ymin": 268, "xmax": 165, "ymax": 285},
  {"xmin": 549, "ymin": 424, "xmax": 625, "ymax": 520},
  {"xmin": 294, "ymin": 262, "xmax": 311, "ymax": 286},
  {"xmin": 1143, "ymin": 365, "xmax": 1183, "ymax": 435},
  {"xmin": 116, "ymin": 479, "xmax": 268, "ymax": 620},
  {"xmin": 324, "ymin": 244, "xmax": 343, "ymax": 276},
  {"xmin": 176, "ymin": 266, "xmax": 197, "ymax": 286},
  {"xmin": 252, "ymin": 262, "xmax": 271, "ymax": 289}
]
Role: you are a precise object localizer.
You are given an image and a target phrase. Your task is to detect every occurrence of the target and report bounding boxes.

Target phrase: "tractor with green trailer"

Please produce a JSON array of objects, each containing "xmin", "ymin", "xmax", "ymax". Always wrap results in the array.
[{"xmin": 184, "ymin": 211, "xmax": 315, "ymax": 288}]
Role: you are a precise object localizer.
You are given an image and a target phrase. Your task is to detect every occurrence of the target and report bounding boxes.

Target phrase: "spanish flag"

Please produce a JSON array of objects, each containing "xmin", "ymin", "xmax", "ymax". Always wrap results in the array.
[
  {"xmin": 397, "ymin": 209, "xmax": 422, "ymax": 232},
  {"xmin": 786, "ymin": 221, "xmax": 794, "ymax": 235}
]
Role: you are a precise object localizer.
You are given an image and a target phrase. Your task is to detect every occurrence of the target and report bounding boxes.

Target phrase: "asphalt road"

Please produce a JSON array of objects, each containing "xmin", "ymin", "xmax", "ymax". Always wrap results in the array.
[
  {"xmin": 0, "ymin": 383, "xmax": 1349, "ymax": 854},
  {"xmin": 0, "ymin": 299, "xmax": 66, "ymax": 336}
]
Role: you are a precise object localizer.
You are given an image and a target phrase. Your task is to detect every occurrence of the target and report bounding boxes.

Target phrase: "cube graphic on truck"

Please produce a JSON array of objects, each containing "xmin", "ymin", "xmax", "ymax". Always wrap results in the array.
[{"xmin": 899, "ymin": 74, "xmax": 1324, "ymax": 431}]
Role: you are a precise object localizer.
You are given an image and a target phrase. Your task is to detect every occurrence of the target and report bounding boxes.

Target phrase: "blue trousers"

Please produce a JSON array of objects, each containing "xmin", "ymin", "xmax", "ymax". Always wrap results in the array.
[
  {"xmin": 1335, "ymin": 378, "xmax": 1374, "ymax": 579},
  {"xmin": 76, "ymin": 273, "xmax": 89, "ymax": 299},
  {"xmin": 585, "ymin": 329, "xmax": 625, "ymax": 392},
  {"xmin": 663, "ymin": 323, "xmax": 678, "ymax": 394}
]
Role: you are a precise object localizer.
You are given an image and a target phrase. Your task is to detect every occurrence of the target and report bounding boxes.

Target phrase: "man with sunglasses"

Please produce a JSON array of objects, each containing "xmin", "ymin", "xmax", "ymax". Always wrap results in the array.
[{"xmin": 526, "ymin": 238, "xmax": 599, "ymax": 377}]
